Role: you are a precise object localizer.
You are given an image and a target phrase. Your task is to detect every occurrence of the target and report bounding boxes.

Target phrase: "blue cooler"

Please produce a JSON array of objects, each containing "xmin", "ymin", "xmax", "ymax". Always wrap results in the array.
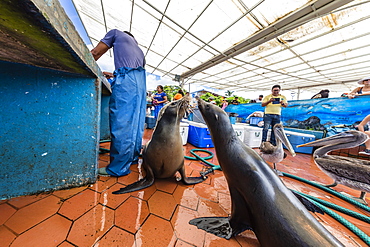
[
  {"xmin": 145, "ymin": 116, "xmax": 156, "ymax": 129},
  {"xmin": 284, "ymin": 130, "xmax": 315, "ymax": 154},
  {"xmin": 284, "ymin": 127, "xmax": 325, "ymax": 140},
  {"xmin": 187, "ymin": 121, "xmax": 214, "ymax": 148}
]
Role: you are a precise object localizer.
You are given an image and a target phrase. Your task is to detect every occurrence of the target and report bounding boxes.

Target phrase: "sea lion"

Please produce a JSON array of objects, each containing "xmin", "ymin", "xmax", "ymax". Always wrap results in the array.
[
  {"xmin": 113, "ymin": 96, "xmax": 206, "ymax": 194},
  {"xmin": 189, "ymin": 99, "xmax": 343, "ymax": 246}
]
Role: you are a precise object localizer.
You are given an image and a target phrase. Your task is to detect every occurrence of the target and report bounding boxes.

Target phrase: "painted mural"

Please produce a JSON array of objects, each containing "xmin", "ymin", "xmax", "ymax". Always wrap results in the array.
[{"xmin": 225, "ymin": 95, "xmax": 370, "ymax": 131}]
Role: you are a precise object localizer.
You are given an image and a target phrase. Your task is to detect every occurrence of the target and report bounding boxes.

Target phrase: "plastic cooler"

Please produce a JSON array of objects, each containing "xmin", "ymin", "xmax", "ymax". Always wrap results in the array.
[
  {"xmin": 284, "ymin": 127, "xmax": 325, "ymax": 140},
  {"xmin": 284, "ymin": 130, "xmax": 315, "ymax": 154},
  {"xmin": 235, "ymin": 123, "xmax": 270, "ymax": 148},
  {"xmin": 232, "ymin": 124, "xmax": 245, "ymax": 141},
  {"xmin": 187, "ymin": 121, "xmax": 214, "ymax": 148},
  {"xmin": 145, "ymin": 116, "xmax": 156, "ymax": 129},
  {"xmin": 179, "ymin": 122, "xmax": 189, "ymax": 145}
]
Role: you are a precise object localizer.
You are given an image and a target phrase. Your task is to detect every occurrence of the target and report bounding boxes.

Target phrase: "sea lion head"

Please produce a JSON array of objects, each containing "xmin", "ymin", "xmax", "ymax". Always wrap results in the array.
[
  {"xmin": 157, "ymin": 95, "xmax": 190, "ymax": 123},
  {"xmin": 197, "ymin": 98, "xmax": 230, "ymax": 129}
]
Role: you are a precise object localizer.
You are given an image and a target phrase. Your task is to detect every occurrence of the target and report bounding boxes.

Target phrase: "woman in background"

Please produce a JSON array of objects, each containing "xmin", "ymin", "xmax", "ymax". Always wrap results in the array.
[
  {"xmin": 348, "ymin": 77, "xmax": 370, "ymax": 99},
  {"xmin": 152, "ymin": 85, "xmax": 168, "ymax": 118}
]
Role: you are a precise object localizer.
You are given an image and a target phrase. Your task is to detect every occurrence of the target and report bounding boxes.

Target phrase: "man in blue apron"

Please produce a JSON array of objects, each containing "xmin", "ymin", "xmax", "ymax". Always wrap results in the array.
[{"xmin": 91, "ymin": 29, "xmax": 146, "ymax": 176}]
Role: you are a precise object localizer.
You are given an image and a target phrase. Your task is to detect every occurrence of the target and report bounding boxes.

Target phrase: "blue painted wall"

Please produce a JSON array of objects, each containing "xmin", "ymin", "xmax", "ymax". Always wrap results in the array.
[
  {"xmin": 226, "ymin": 96, "xmax": 370, "ymax": 130},
  {"xmin": 0, "ymin": 61, "xmax": 100, "ymax": 199},
  {"xmin": 100, "ymin": 95, "xmax": 110, "ymax": 140}
]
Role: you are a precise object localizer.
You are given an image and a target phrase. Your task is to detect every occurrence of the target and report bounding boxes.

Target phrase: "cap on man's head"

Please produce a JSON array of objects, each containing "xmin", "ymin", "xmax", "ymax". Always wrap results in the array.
[
  {"xmin": 259, "ymin": 95, "xmax": 263, "ymax": 97},
  {"xmin": 358, "ymin": 76, "xmax": 370, "ymax": 85}
]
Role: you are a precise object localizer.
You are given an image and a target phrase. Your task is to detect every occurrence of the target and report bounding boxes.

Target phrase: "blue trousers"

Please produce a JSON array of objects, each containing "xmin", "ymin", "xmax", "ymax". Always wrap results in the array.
[
  {"xmin": 107, "ymin": 66, "xmax": 146, "ymax": 176},
  {"xmin": 154, "ymin": 104, "xmax": 164, "ymax": 118},
  {"xmin": 262, "ymin": 114, "xmax": 281, "ymax": 146}
]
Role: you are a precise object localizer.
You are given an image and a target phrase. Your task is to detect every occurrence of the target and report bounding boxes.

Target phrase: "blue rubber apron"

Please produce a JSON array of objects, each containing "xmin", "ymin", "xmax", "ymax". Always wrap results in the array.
[{"xmin": 106, "ymin": 66, "xmax": 146, "ymax": 176}]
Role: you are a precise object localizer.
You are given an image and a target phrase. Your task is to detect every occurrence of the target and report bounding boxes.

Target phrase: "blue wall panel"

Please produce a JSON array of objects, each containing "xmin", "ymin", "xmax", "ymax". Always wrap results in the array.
[
  {"xmin": 0, "ymin": 61, "xmax": 100, "ymax": 199},
  {"xmin": 100, "ymin": 95, "xmax": 110, "ymax": 140},
  {"xmin": 226, "ymin": 96, "xmax": 370, "ymax": 130}
]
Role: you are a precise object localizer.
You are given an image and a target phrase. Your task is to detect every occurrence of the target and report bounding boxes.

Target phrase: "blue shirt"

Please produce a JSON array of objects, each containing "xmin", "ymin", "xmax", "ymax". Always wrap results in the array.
[
  {"xmin": 153, "ymin": 92, "xmax": 167, "ymax": 106},
  {"xmin": 100, "ymin": 29, "xmax": 145, "ymax": 69}
]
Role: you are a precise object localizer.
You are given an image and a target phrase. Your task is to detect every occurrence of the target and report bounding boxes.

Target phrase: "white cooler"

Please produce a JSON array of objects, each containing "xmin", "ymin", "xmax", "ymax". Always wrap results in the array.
[
  {"xmin": 235, "ymin": 123, "xmax": 270, "ymax": 148},
  {"xmin": 232, "ymin": 124, "xmax": 245, "ymax": 142},
  {"xmin": 179, "ymin": 122, "xmax": 189, "ymax": 145}
]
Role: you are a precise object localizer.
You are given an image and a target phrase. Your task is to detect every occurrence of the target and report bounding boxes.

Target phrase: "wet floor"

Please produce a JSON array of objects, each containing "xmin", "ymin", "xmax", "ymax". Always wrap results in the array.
[{"xmin": 1, "ymin": 129, "xmax": 370, "ymax": 246}]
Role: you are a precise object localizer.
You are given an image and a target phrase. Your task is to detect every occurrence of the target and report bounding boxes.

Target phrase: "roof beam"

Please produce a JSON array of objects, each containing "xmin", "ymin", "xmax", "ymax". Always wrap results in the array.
[{"xmin": 180, "ymin": 0, "xmax": 354, "ymax": 79}]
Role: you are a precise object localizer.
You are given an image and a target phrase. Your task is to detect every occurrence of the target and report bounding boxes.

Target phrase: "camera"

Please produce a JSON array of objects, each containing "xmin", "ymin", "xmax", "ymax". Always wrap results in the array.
[{"xmin": 272, "ymin": 98, "xmax": 280, "ymax": 104}]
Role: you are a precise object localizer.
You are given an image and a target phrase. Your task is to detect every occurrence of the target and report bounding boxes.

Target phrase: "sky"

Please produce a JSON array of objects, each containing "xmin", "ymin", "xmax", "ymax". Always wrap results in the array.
[{"xmin": 57, "ymin": 0, "xmax": 342, "ymax": 100}]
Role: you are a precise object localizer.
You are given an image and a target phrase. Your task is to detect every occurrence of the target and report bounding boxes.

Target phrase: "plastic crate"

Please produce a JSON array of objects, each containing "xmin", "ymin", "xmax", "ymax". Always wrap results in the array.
[{"xmin": 249, "ymin": 117, "xmax": 263, "ymax": 126}]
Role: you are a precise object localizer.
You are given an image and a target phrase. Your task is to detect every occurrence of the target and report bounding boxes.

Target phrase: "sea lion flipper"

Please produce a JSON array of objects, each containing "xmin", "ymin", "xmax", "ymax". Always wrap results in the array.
[
  {"xmin": 178, "ymin": 165, "xmax": 206, "ymax": 185},
  {"xmin": 189, "ymin": 217, "xmax": 232, "ymax": 239},
  {"xmin": 112, "ymin": 164, "xmax": 155, "ymax": 194},
  {"xmin": 112, "ymin": 176, "xmax": 154, "ymax": 194}
]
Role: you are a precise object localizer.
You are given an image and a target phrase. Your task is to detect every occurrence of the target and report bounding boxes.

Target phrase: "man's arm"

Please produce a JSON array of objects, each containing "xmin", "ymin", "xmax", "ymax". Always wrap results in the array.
[
  {"xmin": 261, "ymin": 98, "xmax": 273, "ymax": 107},
  {"xmin": 91, "ymin": 42, "xmax": 110, "ymax": 61}
]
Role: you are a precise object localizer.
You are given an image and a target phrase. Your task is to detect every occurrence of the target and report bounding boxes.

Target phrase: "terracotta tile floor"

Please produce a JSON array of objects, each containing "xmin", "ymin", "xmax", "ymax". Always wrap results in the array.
[{"xmin": 1, "ymin": 129, "xmax": 370, "ymax": 247}]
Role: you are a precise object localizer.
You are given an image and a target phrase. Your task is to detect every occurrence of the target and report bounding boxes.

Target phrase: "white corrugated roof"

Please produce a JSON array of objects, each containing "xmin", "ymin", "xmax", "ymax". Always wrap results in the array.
[{"xmin": 71, "ymin": 0, "xmax": 370, "ymax": 94}]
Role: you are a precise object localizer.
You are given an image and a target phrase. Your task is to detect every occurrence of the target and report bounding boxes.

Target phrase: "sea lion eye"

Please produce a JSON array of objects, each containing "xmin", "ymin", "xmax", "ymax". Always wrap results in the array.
[{"xmin": 171, "ymin": 102, "xmax": 176, "ymax": 106}]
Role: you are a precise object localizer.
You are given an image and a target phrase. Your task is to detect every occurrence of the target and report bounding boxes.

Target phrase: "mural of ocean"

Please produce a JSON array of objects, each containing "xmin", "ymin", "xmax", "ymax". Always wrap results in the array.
[{"xmin": 225, "ymin": 95, "xmax": 370, "ymax": 131}]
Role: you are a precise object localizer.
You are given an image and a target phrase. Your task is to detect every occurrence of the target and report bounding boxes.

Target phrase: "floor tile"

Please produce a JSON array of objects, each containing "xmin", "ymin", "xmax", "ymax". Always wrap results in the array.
[
  {"xmin": 171, "ymin": 205, "xmax": 205, "ymax": 247},
  {"xmin": 0, "ymin": 203, "xmax": 16, "ymax": 225},
  {"xmin": 67, "ymin": 204, "xmax": 114, "ymax": 247},
  {"xmin": 115, "ymin": 196, "xmax": 149, "ymax": 234},
  {"xmin": 7, "ymin": 193, "xmax": 50, "ymax": 209},
  {"xmin": 0, "ymin": 225, "xmax": 16, "ymax": 247},
  {"xmin": 148, "ymin": 191, "xmax": 177, "ymax": 220},
  {"xmin": 52, "ymin": 186, "xmax": 89, "ymax": 200},
  {"xmin": 173, "ymin": 185, "xmax": 199, "ymax": 211},
  {"xmin": 5, "ymin": 195, "xmax": 61, "ymax": 234},
  {"xmin": 58, "ymin": 189, "xmax": 99, "ymax": 220},
  {"xmin": 204, "ymin": 233, "xmax": 242, "ymax": 247},
  {"xmin": 90, "ymin": 176, "xmax": 117, "ymax": 193},
  {"xmin": 197, "ymin": 198, "xmax": 228, "ymax": 217},
  {"xmin": 155, "ymin": 178, "xmax": 178, "ymax": 194},
  {"xmin": 10, "ymin": 214, "xmax": 71, "ymax": 247},
  {"xmin": 193, "ymin": 183, "xmax": 219, "ymax": 202},
  {"xmin": 135, "ymin": 214, "xmax": 177, "ymax": 247},
  {"xmin": 93, "ymin": 226, "xmax": 135, "ymax": 247},
  {"xmin": 99, "ymin": 183, "xmax": 130, "ymax": 209}
]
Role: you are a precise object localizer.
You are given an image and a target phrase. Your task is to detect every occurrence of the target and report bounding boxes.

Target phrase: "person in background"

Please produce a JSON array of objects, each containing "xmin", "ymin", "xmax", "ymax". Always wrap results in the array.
[
  {"xmin": 221, "ymin": 99, "xmax": 228, "ymax": 110},
  {"xmin": 173, "ymin": 89, "xmax": 184, "ymax": 100},
  {"xmin": 231, "ymin": 96, "xmax": 240, "ymax": 105},
  {"xmin": 358, "ymin": 114, "xmax": 370, "ymax": 155},
  {"xmin": 152, "ymin": 85, "xmax": 168, "ymax": 118},
  {"xmin": 91, "ymin": 29, "xmax": 146, "ymax": 177},
  {"xmin": 255, "ymin": 94, "xmax": 263, "ymax": 102},
  {"xmin": 348, "ymin": 77, "xmax": 370, "ymax": 99},
  {"xmin": 261, "ymin": 85, "xmax": 288, "ymax": 146},
  {"xmin": 209, "ymin": 97, "xmax": 216, "ymax": 105},
  {"xmin": 311, "ymin": 89, "xmax": 330, "ymax": 99}
]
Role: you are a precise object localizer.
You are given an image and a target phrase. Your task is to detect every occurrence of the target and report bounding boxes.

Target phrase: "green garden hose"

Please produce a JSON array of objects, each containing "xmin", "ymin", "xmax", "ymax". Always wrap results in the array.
[
  {"xmin": 282, "ymin": 172, "xmax": 370, "ymax": 213},
  {"xmin": 296, "ymin": 191, "xmax": 370, "ymax": 245},
  {"xmin": 293, "ymin": 190, "xmax": 370, "ymax": 224}
]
